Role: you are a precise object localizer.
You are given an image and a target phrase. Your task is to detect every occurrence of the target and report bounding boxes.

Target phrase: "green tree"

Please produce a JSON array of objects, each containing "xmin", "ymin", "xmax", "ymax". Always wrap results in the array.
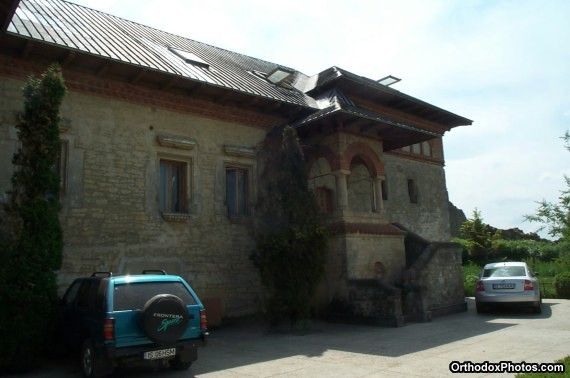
[
  {"xmin": 0, "ymin": 64, "xmax": 67, "ymax": 372},
  {"xmin": 252, "ymin": 126, "xmax": 327, "ymax": 329},
  {"xmin": 524, "ymin": 132, "xmax": 570, "ymax": 241},
  {"xmin": 460, "ymin": 209, "xmax": 492, "ymax": 264}
]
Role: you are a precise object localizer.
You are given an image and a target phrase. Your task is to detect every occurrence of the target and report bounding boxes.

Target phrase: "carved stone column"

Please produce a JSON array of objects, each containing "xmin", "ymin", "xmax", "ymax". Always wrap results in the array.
[
  {"xmin": 332, "ymin": 169, "xmax": 350, "ymax": 210},
  {"xmin": 374, "ymin": 175, "xmax": 385, "ymax": 212}
]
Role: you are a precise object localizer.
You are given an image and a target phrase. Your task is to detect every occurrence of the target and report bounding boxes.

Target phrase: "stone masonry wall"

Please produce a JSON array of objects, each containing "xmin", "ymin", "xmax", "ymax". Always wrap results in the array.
[
  {"xmin": 0, "ymin": 76, "xmax": 265, "ymax": 318},
  {"xmin": 383, "ymin": 153, "xmax": 452, "ymax": 242}
]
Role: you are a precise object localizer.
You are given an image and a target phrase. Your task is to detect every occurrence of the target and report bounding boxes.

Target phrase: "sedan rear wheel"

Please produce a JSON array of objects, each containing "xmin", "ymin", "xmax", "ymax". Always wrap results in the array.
[
  {"xmin": 533, "ymin": 298, "xmax": 542, "ymax": 314},
  {"xmin": 475, "ymin": 301, "xmax": 486, "ymax": 314}
]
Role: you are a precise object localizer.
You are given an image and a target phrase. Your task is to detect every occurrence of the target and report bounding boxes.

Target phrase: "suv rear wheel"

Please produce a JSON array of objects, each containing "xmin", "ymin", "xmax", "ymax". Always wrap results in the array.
[{"xmin": 81, "ymin": 339, "xmax": 97, "ymax": 377}]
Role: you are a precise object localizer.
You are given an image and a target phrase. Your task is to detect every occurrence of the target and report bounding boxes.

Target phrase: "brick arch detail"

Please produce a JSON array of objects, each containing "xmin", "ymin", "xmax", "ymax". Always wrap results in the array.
[
  {"xmin": 341, "ymin": 143, "xmax": 384, "ymax": 176},
  {"xmin": 305, "ymin": 145, "xmax": 341, "ymax": 174}
]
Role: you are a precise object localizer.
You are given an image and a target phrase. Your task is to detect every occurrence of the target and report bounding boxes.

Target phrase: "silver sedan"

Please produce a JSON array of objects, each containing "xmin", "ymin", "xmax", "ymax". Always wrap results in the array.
[{"xmin": 474, "ymin": 261, "xmax": 542, "ymax": 314}]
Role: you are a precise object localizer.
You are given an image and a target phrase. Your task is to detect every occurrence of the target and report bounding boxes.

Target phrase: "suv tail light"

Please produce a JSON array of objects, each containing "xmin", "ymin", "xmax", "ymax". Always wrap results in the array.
[
  {"xmin": 524, "ymin": 280, "xmax": 534, "ymax": 291},
  {"xmin": 200, "ymin": 309, "xmax": 207, "ymax": 331},
  {"xmin": 476, "ymin": 280, "xmax": 485, "ymax": 292},
  {"xmin": 103, "ymin": 317, "xmax": 115, "ymax": 341}
]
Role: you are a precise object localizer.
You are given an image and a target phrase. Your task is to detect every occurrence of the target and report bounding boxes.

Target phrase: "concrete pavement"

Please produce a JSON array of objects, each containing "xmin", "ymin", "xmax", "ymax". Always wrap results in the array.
[{"xmin": 11, "ymin": 298, "xmax": 570, "ymax": 377}]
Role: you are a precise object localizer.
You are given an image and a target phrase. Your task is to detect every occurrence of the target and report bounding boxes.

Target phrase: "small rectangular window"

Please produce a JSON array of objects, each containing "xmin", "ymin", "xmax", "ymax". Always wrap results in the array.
[
  {"xmin": 381, "ymin": 178, "xmax": 388, "ymax": 201},
  {"xmin": 160, "ymin": 159, "xmax": 188, "ymax": 213},
  {"xmin": 421, "ymin": 141, "xmax": 431, "ymax": 157},
  {"xmin": 316, "ymin": 187, "xmax": 333, "ymax": 214},
  {"xmin": 226, "ymin": 167, "xmax": 249, "ymax": 217},
  {"xmin": 408, "ymin": 179, "xmax": 418, "ymax": 204}
]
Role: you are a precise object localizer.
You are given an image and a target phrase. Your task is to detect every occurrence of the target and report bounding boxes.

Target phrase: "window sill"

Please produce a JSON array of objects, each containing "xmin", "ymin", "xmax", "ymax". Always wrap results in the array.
[
  {"xmin": 161, "ymin": 212, "xmax": 192, "ymax": 222},
  {"xmin": 227, "ymin": 215, "xmax": 253, "ymax": 223}
]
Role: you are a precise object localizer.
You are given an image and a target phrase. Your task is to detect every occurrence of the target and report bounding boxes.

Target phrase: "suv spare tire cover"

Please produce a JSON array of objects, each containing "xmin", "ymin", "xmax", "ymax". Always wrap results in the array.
[{"xmin": 141, "ymin": 294, "xmax": 190, "ymax": 345}]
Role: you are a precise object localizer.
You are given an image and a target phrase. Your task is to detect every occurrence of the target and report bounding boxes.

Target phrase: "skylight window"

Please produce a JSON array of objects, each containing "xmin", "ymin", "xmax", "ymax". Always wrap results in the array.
[
  {"xmin": 169, "ymin": 47, "xmax": 209, "ymax": 68},
  {"xmin": 377, "ymin": 75, "xmax": 401, "ymax": 86},
  {"xmin": 266, "ymin": 67, "xmax": 295, "ymax": 85}
]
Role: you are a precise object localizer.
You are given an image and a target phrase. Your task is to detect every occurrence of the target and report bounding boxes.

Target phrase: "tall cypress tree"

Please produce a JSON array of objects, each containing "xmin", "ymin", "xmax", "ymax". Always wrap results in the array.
[
  {"xmin": 0, "ymin": 64, "xmax": 67, "ymax": 371},
  {"xmin": 253, "ymin": 126, "xmax": 327, "ymax": 329}
]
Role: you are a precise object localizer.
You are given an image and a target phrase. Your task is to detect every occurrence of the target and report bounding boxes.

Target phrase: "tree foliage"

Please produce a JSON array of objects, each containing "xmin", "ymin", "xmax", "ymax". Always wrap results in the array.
[
  {"xmin": 460, "ymin": 209, "xmax": 492, "ymax": 264},
  {"xmin": 524, "ymin": 132, "xmax": 570, "ymax": 241},
  {"xmin": 252, "ymin": 126, "xmax": 327, "ymax": 329},
  {"xmin": 0, "ymin": 64, "xmax": 67, "ymax": 372}
]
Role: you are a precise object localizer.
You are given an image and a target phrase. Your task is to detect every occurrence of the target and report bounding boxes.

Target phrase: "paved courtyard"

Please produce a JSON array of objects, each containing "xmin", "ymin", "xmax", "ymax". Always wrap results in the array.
[{"xmin": 11, "ymin": 298, "xmax": 570, "ymax": 378}]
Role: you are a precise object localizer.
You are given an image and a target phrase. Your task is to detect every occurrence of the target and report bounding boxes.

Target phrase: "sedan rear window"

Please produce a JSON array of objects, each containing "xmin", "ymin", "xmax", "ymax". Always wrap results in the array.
[
  {"xmin": 483, "ymin": 266, "xmax": 526, "ymax": 278},
  {"xmin": 113, "ymin": 282, "xmax": 197, "ymax": 311}
]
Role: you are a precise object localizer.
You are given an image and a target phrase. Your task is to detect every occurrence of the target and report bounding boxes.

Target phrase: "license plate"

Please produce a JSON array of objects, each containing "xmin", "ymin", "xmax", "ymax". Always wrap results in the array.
[
  {"xmin": 144, "ymin": 348, "xmax": 176, "ymax": 360},
  {"xmin": 493, "ymin": 283, "xmax": 515, "ymax": 289}
]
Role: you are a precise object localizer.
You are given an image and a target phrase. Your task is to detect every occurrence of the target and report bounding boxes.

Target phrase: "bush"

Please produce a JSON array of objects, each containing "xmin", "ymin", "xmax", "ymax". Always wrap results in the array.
[
  {"xmin": 555, "ymin": 271, "xmax": 570, "ymax": 299},
  {"xmin": 252, "ymin": 126, "xmax": 327, "ymax": 329},
  {"xmin": 0, "ymin": 64, "xmax": 66, "ymax": 372},
  {"xmin": 462, "ymin": 262, "xmax": 481, "ymax": 296}
]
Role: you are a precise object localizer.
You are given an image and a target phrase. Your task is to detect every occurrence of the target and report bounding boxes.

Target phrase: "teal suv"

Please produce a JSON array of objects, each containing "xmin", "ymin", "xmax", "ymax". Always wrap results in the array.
[{"xmin": 60, "ymin": 271, "xmax": 208, "ymax": 377}]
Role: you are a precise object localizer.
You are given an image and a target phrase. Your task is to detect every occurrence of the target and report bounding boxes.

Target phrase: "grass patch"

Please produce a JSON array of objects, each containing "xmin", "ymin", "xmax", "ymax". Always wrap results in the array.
[{"xmin": 515, "ymin": 356, "xmax": 569, "ymax": 377}]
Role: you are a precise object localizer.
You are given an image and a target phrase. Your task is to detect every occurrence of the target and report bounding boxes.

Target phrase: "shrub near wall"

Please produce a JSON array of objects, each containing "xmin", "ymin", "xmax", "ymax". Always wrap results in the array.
[
  {"xmin": 0, "ymin": 64, "xmax": 66, "ymax": 372},
  {"xmin": 555, "ymin": 272, "xmax": 570, "ymax": 299}
]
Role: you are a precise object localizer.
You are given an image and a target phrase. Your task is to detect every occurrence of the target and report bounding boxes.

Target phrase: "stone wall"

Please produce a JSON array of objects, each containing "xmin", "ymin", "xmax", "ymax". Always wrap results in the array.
[
  {"xmin": 383, "ymin": 153, "xmax": 452, "ymax": 242},
  {"xmin": 0, "ymin": 76, "xmax": 265, "ymax": 318},
  {"xmin": 412, "ymin": 243, "xmax": 467, "ymax": 317}
]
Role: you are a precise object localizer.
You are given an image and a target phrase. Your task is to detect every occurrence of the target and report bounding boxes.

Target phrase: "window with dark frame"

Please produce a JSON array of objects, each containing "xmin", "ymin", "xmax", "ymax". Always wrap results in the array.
[
  {"xmin": 159, "ymin": 159, "xmax": 187, "ymax": 213},
  {"xmin": 407, "ymin": 178, "xmax": 418, "ymax": 204},
  {"xmin": 226, "ymin": 167, "xmax": 249, "ymax": 217},
  {"xmin": 381, "ymin": 178, "xmax": 388, "ymax": 201}
]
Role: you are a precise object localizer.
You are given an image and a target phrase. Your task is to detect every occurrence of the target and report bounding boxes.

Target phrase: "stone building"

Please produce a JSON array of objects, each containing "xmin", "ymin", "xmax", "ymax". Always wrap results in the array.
[{"xmin": 0, "ymin": 0, "xmax": 472, "ymax": 324}]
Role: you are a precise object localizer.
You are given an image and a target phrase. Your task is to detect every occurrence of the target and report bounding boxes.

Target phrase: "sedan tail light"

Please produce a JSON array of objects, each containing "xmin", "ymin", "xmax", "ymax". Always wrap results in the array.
[
  {"xmin": 524, "ymin": 280, "xmax": 534, "ymax": 291},
  {"xmin": 476, "ymin": 280, "xmax": 485, "ymax": 292},
  {"xmin": 200, "ymin": 309, "xmax": 208, "ymax": 331},
  {"xmin": 103, "ymin": 317, "xmax": 115, "ymax": 341}
]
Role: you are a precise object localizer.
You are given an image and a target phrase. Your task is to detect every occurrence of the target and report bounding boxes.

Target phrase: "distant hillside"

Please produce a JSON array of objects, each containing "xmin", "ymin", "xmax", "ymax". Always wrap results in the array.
[
  {"xmin": 448, "ymin": 201, "xmax": 545, "ymax": 241},
  {"xmin": 448, "ymin": 202, "xmax": 467, "ymax": 238}
]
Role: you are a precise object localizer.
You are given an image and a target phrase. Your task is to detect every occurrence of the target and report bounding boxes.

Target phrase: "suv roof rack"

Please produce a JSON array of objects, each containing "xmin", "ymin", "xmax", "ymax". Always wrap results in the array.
[
  {"xmin": 142, "ymin": 269, "xmax": 167, "ymax": 275},
  {"xmin": 91, "ymin": 271, "xmax": 113, "ymax": 277}
]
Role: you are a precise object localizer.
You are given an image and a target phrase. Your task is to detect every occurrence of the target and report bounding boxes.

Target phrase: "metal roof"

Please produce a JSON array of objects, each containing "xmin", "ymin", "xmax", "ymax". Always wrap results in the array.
[
  {"xmin": 311, "ymin": 67, "xmax": 472, "ymax": 128},
  {"xmin": 2, "ymin": 0, "xmax": 472, "ymax": 140},
  {"xmin": 6, "ymin": 0, "xmax": 317, "ymax": 108}
]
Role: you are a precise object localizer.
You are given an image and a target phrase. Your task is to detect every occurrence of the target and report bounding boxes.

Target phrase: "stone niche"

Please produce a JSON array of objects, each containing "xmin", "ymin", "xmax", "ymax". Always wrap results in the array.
[{"xmin": 345, "ymin": 234, "xmax": 405, "ymax": 285}]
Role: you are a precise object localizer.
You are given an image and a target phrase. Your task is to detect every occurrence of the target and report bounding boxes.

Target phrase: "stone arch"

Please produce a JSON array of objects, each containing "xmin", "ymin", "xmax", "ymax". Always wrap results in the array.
[
  {"xmin": 373, "ymin": 261, "xmax": 386, "ymax": 280},
  {"xmin": 305, "ymin": 145, "xmax": 340, "ymax": 175},
  {"xmin": 347, "ymin": 155, "xmax": 374, "ymax": 212},
  {"xmin": 341, "ymin": 142, "xmax": 384, "ymax": 177}
]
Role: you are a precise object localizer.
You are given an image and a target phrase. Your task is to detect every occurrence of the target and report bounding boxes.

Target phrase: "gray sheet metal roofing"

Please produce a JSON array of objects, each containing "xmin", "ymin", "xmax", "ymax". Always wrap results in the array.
[
  {"xmin": 7, "ymin": 0, "xmax": 317, "ymax": 107},
  {"xmin": 4, "ymin": 0, "xmax": 472, "ymax": 131}
]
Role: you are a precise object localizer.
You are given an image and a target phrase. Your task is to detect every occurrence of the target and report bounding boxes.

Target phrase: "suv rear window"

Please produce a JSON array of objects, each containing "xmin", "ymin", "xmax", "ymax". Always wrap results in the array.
[{"xmin": 113, "ymin": 282, "xmax": 197, "ymax": 311}]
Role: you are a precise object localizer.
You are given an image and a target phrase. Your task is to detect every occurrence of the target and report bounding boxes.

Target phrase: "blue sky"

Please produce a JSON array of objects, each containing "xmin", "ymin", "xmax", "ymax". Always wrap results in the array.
[{"xmin": 70, "ymin": 0, "xmax": 570, "ymax": 238}]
